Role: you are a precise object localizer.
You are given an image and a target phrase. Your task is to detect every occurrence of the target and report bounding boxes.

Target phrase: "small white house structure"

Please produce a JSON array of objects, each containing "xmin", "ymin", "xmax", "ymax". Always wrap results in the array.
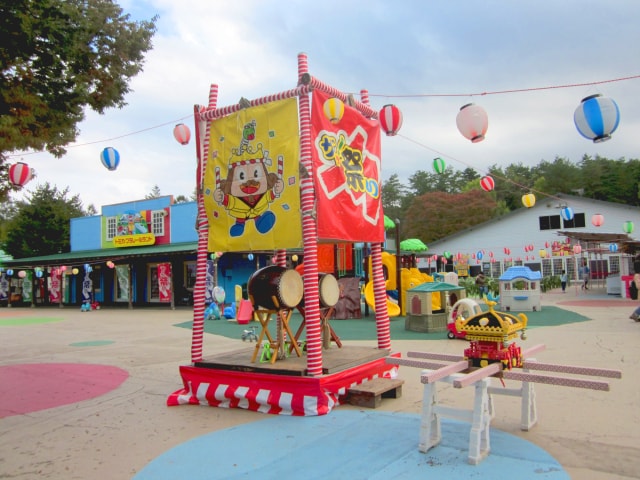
[{"xmin": 499, "ymin": 266, "xmax": 542, "ymax": 312}]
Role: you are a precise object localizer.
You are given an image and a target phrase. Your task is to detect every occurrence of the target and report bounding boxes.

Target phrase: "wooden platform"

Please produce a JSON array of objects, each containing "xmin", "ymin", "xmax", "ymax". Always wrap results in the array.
[{"xmin": 194, "ymin": 345, "xmax": 390, "ymax": 376}]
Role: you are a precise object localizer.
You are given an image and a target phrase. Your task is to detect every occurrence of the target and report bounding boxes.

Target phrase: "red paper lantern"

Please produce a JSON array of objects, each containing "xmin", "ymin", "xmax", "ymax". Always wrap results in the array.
[
  {"xmin": 8, "ymin": 162, "xmax": 34, "ymax": 187},
  {"xmin": 379, "ymin": 104, "xmax": 403, "ymax": 136},
  {"xmin": 591, "ymin": 213, "xmax": 604, "ymax": 227},
  {"xmin": 480, "ymin": 175, "xmax": 495, "ymax": 192},
  {"xmin": 173, "ymin": 124, "xmax": 191, "ymax": 145},
  {"xmin": 456, "ymin": 103, "xmax": 488, "ymax": 143}
]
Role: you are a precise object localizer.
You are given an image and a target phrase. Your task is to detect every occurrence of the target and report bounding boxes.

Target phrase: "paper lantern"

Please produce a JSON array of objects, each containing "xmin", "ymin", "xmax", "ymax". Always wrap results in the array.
[
  {"xmin": 18, "ymin": 270, "xmax": 26, "ymax": 278},
  {"xmin": 539, "ymin": 250, "xmax": 547, "ymax": 258},
  {"xmin": 609, "ymin": 243, "xmax": 619, "ymax": 253},
  {"xmin": 248, "ymin": 253, "xmax": 254, "ymax": 261},
  {"xmin": 443, "ymin": 251, "xmax": 452, "ymax": 259},
  {"xmin": 6, "ymin": 269, "xmax": 13, "ymax": 276},
  {"xmin": 433, "ymin": 157, "xmax": 446, "ymax": 174},
  {"xmin": 323, "ymin": 98, "xmax": 344, "ymax": 124},
  {"xmin": 100, "ymin": 147, "xmax": 120, "ymax": 171},
  {"xmin": 291, "ymin": 254, "xmax": 299, "ymax": 262},
  {"xmin": 35, "ymin": 270, "xmax": 43, "ymax": 278},
  {"xmin": 477, "ymin": 251, "xmax": 483, "ymax": 260},
  {"xmin": 379, "ymin": 104, "xmax": 403, "ymax": 136},
  {"xmin": 522, "ymin": 193, "xmax": 536, "ymax": 208},
  {"xmin": 573, "ymin": 245, "xmax": 582, "ymax": 255},
  {"xmin": 173, "ymin": 123, "xmax": 191, "ymax": 145},
  {"xmin": 9, "ymin": 162, "xmax": 34, "ymax": 187},
  {"xmin": 72, "ymin": 268, "xmax": 79, "ymax": 275},
  {"xmin": 480, "ymin": 175, "xmax": 494, "ymax": 192},
  {"xmin": 561, "ymin": 207, "xmax": 574, "ymax": 222},
  {"xmin": 574, "ymin": 94, "xmax": 620, "ymax": 143},
  {"xmin": 623, "ymin": 220, "xmax": 634, "ymax": 234},
  {"xmin": 456, "ymin": 103, "xmax": 488, "ymax": 143},
  {"xmin": 591, "ymin": 213, "xmax": 604, "ymax": 227},
  {"xmin": 60, "ymin": 266, "xmax": 67, "ymax": 272}
]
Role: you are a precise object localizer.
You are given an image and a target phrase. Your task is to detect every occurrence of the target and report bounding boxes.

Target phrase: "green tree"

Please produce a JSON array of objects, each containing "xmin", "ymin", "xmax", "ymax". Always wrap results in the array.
[
  {"xmin": 403, "ymin": 190, "xmax": 498, "ymax": 244},
  {"xmin": 0, "ymin": 0, "xmax": 157, "ymax": 199},
  {"xmin": 3, "ymin": 183, "xmax": 89, "ymax": 258},
  {"xmin": 145, "ymin": 184, "xmax": 162, "ymax": 199},
  {"xmin": 381, "ymin": 174, "xmax": 408, "ymax": 223}
]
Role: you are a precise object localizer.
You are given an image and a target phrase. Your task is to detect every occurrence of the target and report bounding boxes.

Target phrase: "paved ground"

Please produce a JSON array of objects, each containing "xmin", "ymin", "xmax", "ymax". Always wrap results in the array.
[{"xmin": 1, "ymin": 286, "xmax": 639, "ymax": 479}]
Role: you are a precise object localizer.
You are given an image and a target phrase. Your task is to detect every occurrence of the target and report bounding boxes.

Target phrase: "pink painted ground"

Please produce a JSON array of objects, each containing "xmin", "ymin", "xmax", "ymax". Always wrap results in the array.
[{"xmin": 0, "ymin": 363, "xmax": 129, "ymax": 418}]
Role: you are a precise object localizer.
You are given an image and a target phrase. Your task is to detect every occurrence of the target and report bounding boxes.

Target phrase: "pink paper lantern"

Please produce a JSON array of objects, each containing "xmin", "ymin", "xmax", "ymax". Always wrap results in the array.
[
  {"xmin": 591, "ymin": 213, "xmax": 604, "ymax": 227},
  {"xmin": 573, "ymin": 245, "xmax": 582, "ymax": 255},
  {"xmin": 173, "ymin": 124, "xmax": 191, "ymax": 145}
]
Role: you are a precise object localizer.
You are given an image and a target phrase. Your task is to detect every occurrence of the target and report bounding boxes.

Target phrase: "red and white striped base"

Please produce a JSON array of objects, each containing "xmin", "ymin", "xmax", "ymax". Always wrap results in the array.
[{"xmin": 167, "ymin": 354, "xmax": 400, "ymax": 416}]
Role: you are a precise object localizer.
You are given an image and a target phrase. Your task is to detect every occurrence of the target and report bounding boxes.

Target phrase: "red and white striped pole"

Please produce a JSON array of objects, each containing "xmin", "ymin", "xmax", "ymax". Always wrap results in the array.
[
  {"xmin": 190, "ymin": 84, "xmax": 218, "ymax": 363},
  {"xmin": 361, "ymin": 88, "xmax": 391, "ymax": 350},
  {"xmin": 297, "ymin": 52, "xmax": 323, "ymax": 376}
]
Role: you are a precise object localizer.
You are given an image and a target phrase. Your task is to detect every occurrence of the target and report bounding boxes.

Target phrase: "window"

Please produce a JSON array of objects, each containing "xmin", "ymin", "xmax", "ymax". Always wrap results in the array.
[
  {"xmin": 106, "ymin": 216, "xmax": 117, "ymax": 240},
  {"xmin": 562, "ymin": 212, "xmax": 586, "ymax": 229},
  {"xmin": 539, "ymin": 215, "xmax": 561, "ymax": 231},
  {"xmin": 151, "ymin": 210, "xmax": 165, "ymax": 236}
]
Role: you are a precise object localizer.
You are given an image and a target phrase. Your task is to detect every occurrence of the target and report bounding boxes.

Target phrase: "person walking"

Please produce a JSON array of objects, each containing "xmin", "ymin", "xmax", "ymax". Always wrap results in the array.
[
  {"xmin": 629, "ymin": 261, "xmax": 640, "ymax": 321},
  {"xmin": 580, "ymin": 261, "xmax": 590, "ymax": 290},
  {"xmin": 561, "ymin": 270, "xmax": 567, "ymax": 293},
  {"xmin": 475, "ymin": 272, "xmax": 488, "ymax": 298}
]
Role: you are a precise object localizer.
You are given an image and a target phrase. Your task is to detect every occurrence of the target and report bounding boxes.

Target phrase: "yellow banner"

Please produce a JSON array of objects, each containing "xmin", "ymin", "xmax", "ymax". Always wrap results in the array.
[
  {"xmin": 203, "ymin": 98, "xmax": 302, "ymax": 252},
  {"xmin": 113, "ymin": 233, "xmax": 156, "ymax": 247}
]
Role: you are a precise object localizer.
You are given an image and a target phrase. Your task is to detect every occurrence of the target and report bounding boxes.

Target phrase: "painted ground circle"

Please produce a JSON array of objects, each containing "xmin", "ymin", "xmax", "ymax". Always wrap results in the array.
[
  {"xmin": 134, "ymin": 410, "xmax": 569, "ymax": 479},
  {"xmin": 0, "ymin": 363, "xmax": 129, "ymax": 418}
]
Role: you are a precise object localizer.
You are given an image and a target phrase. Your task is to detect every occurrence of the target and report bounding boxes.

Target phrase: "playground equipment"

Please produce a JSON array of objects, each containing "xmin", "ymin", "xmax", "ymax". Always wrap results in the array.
[{"xmin": 447, "ymin": 298, "xmax": 483, "ymax": 339}]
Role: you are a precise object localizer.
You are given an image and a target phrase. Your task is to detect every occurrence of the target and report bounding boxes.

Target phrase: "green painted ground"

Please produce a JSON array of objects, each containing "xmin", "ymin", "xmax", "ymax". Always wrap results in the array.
[
  {"xmin": 0, "ymin": 317, "xmax": 65, "ymax": 326},
  {"xmin": 174, "ymin": 306, "xmax": 590, "ymax": 341}
]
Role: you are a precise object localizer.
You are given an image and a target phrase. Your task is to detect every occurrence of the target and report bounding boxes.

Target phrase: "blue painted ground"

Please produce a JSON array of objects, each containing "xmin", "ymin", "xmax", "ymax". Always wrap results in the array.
[{"xmin": 134, "ymin": 410, "xmax": 568, "ymax": 479}]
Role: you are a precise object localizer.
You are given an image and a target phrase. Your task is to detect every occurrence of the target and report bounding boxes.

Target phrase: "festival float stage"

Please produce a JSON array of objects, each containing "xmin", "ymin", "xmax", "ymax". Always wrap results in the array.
[{"xmin": 167, "ymin": 346, "xmax": 400, "ymax": 416}]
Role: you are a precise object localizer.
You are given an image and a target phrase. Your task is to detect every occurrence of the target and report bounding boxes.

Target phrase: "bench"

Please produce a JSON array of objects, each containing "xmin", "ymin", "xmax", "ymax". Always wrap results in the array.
[{"xmin": 346, "ymin": 377, "xmax": 404, "ymax": 408}]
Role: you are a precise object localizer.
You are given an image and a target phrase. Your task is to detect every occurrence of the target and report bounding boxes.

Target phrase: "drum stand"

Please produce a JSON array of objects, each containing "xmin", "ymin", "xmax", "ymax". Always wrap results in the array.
[
  {"xmin": 251, "ymin": 308, "xmax": 302, "ymax": 364},
  {"xmin": 293, "ymin": 306, "xmax": 342, "ymax": 352}
]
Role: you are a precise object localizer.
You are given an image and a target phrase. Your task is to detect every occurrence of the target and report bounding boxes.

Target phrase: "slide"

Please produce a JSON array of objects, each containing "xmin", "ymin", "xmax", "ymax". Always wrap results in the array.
[{"xmin": 364, "ymin": 281, "xmax": 401, "ymax": 317}]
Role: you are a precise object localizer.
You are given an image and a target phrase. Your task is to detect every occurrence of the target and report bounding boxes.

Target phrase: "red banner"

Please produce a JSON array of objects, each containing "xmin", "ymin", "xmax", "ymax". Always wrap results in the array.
[
  {"xmin": 157, "ymin": 263, "xmax": 172, "ymax": 303},
  {"xmin": 311, "ymin": 89, "xmax": 384, "ymax": 242}
]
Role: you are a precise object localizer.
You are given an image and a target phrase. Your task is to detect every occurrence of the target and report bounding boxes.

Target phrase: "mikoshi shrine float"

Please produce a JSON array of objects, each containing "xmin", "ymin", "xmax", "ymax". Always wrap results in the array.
[{"xmin": 167, "ymin": 53, "xmax": 402, "ymax": 416}]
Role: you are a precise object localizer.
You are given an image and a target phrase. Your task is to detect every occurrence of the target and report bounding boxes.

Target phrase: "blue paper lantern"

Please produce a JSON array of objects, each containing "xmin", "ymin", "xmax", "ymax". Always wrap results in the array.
[
  {"xmin": 476, "ymin": 251, "xmax": 483, "ymax": 260},
  {"xmin": 574, "ymin": 94, "xmax": 620, "ymax": 143},
  {"xmin": 609, "ymin": 243, "xmax": 619, "ymax": 253},
  {"xmin": 100, "ymin": 147, "xmax": 120, "ymax": 171},
  {"xmin": 561, "ymin": 206, "xmax": 574, "ymax": 222}
]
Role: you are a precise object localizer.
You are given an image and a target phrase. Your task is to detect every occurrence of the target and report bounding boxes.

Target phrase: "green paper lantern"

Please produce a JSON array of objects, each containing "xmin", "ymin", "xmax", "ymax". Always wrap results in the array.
[
  {"xmin": 623, "ymin": 220, "xmax": 634, "ymax": 234},
  {"xmin": 433, "ymin": 157, "xmax": 446, "ymax": 174}
]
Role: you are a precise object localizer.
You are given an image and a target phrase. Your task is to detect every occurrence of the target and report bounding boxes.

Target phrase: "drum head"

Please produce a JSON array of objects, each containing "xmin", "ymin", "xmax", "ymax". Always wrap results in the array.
[
  {"xmin": 319, "ymin": 274, "xmax": 340, "ymax": 307},
  {"xmin": 277, "ymin": 269, "xmax": 304, "ymax": 308}
]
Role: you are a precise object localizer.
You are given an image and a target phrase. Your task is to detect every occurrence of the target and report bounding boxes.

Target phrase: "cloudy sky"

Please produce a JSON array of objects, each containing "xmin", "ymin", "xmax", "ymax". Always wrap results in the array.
[{"xmin": 8, "ymin": 0, "xmax": 640, "ymax": 211}]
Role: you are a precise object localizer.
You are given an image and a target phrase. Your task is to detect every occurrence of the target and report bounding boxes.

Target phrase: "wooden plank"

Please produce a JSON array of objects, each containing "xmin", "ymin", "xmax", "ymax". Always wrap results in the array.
[
  {"xmin": 502, "ymin": 371, "xmax": 611, "ymax": 391},
  {"xmin": 386, "ymin": 357, "xmax": 450, "ymax": 370},
  {"xmin": 521, "ymin": 344, "xmax": 546, "ymax": 357},
  {"xmin": 421, "ymin": 361, "xmax": 470, "ymax": 384},
  {"xmin": 522, "ymin": 361, "xmax": 622, "ymax": 379},
  {"xmin": 407, "ymin": 351, "xmax": 464, "ymax": 362},
  {"xmin": 453, "ymin": 363, "xmax": 502, "ymax": 388}
]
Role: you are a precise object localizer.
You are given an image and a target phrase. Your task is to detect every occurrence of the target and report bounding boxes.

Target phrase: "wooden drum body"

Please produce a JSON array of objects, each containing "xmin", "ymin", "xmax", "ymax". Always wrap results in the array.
[
  {"xmin": 248, "ymin": 265, "xmax": 304, "ymax": 310},
  {"xmin": 318, "ymin": 273, "xmax": 340, "ymax": 308}
]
